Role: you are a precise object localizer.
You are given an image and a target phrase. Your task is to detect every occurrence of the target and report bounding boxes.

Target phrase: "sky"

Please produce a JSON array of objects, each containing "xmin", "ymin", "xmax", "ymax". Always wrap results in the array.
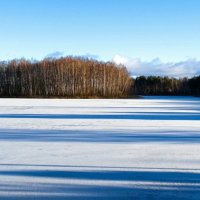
[{"xmin": 0, "ymin": 0, "xmax": 200, "ymax": 77}]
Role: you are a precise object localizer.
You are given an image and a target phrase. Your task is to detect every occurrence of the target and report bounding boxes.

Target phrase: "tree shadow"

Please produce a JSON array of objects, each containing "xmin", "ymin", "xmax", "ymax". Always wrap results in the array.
[
  {"xmin": 0, "ymin": 129, "xmax": 200, "ymax": 143},
  {"xmin": 1, "ymin": 167, "xmax": 200, "ymax": 199},
  {"xmin": 0, "ymin": 112, "xmax": 200, "ymax": 120},
  {"xmin": 1, "ymin": 169, "xmax": 200, "ymax": 183}
]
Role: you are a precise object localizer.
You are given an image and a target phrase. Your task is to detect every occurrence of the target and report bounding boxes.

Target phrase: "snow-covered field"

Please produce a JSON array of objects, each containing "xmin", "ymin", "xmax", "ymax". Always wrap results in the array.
[{"xmin": 0, "ymin": 96, "xmax": 200, "ymax": 200}]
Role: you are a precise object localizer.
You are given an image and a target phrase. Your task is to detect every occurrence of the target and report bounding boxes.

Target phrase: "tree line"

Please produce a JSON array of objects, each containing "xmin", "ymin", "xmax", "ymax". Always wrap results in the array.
[
  {"xmin": 0, "ymin": 57, "xmax": 133, "ymax": 98},
  {"xmin": 0, "ymin": 56, "xmax": 199, "ymax": 98},
  {"xmin": 133, "ymin": 76, "xmax": 200, "ymax": 96}
]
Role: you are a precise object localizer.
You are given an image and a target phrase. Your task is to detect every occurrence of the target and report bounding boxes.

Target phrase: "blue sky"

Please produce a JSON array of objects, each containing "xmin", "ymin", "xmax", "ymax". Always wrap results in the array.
[{"xmin": 0, "ymin": 0, "xmax": 200, "ymax": 76}]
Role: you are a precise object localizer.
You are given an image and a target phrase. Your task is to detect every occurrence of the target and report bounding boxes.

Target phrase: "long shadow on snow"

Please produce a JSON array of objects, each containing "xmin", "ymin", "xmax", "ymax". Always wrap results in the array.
[
  {"xmin": 0, "ymin": 129, "xmax": 200, "ymax": 143},
  {"xmin": 1, "ymin": 181, "xmax": 200, "ymax": 200},
  {"xmin": 0, "ymin": 168, "xmax": 200, "ymax": 184},
  {"xmin": 1, "ymin": 168, "xmax": 200, "ymax": 200},
  {"xmin": 0, "ymin": 112, "xmax": 200, "ymax": 120}
]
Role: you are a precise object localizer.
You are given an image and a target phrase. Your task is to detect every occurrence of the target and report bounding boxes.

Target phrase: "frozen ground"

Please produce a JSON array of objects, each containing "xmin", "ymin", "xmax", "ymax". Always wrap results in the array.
[{"xmin": 0, "ymin": 96, "xmax": 200, "ymax": 199}]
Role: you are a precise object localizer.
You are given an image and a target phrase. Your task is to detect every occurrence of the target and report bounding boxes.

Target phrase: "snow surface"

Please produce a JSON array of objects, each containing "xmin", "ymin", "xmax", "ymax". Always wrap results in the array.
[{"xmin": 0, "ymin": 96, "xmax": 200, "ymax": 199}]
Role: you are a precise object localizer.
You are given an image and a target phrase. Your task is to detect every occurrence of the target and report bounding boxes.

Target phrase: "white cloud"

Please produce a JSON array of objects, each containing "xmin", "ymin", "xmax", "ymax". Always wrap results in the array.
[
  {"xmin": 45, "ymin": 51, "xmax": 64, "ymax": 59},
  {"xmin": 45, "ymin": 52, "xmax": 99, "ymax": 60},
  {"xmin": 113, "ymin": 55, "xmax": 200, "ymax": 78}
]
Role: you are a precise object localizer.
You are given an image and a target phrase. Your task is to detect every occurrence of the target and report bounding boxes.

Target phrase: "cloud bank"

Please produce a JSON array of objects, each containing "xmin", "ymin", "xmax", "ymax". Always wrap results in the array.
[
  {"xmin": 45, "ymin": 52, "xmax": 99, "ymax": 60},
  {"xmin": 45, "ymin": 51, "xmax": 64, "ymax": 59},
  {"xmin": 113, "ymin": 55, "xmax": 200, "ymax": 78}
]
